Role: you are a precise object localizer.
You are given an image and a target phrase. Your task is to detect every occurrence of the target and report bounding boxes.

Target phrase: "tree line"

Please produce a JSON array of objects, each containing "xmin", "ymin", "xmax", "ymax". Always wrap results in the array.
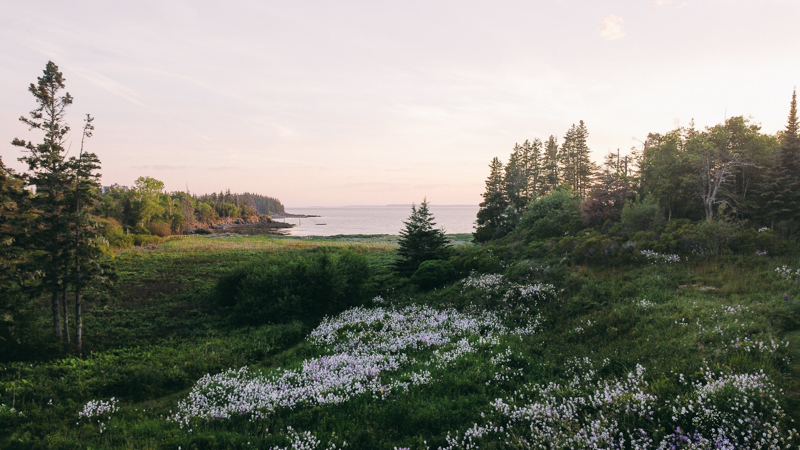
[
  {"xmin": 1, "ymin": 62, "xmax": 109, "ymax": 357},
  {"xmin": 98, "ymin": 181, "xmax": 285, "ymax": 238},
  {"xmin": 0, "ymin": 62, "xmax": 288, "ymax": 360},
  {"xmin": 476, "ymin": 91, "xmax": 800, "ymax": 242}
]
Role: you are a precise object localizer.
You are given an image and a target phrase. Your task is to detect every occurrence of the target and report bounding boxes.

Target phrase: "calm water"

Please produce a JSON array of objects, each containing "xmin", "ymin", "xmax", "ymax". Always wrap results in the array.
[{"xmin": 280, "ymin": 205, "xmax": 479, "ymax": 236}]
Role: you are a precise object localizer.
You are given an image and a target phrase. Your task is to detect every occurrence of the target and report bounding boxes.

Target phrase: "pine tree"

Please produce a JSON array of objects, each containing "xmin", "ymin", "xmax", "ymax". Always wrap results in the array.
[
  {"xmin": 474, "ymin": 157, "xmax": 508, "ymax": 242},
  {"xmin": 559, "ymin": 125, "xmax": 578, "ymax": 193},
  {"xmin": 12, "ymin": 61, "xmax": 75, "ymax": 342},
  {"xmin": 574, "ymin": 120, "xmax": 597, "ymax": 196},
  {"xmin": 541, "ymin": 135, "xmax": 560, "ymax": 194},
  {"xmin": 68, "ymin": 115, "xmax": 106, "ymax": 356},
  {"xmin": 524, "ymin": 139, "xmax": 543, "ymax": 197},
  {"xmin": 503, "ymin": 145, "xmax": 529, "ymax": 213},
  {"xmin": 11, "ymin": 61, "xmax": 110, "ymax": 355},
  {"xmin": 761, "ymin": 89, "xmax": 800, "ymax": 229},
  {"xmin": 0, "ymin": 157, "xmax": 36, "ymax": 358},
  {"xmin": 394, "ymin": 199, "xmax": 450, "ymax": 276}
]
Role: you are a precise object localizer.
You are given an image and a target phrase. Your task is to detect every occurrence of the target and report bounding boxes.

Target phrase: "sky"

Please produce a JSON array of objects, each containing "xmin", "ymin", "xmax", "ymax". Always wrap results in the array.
[{"xmin": 1, "ymin": 1, "xmax": 799, "ymax": 208}]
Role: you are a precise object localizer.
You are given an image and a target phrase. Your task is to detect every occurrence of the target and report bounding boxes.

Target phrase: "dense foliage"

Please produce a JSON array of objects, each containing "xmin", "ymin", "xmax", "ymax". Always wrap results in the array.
[
  {"xmin": 3, "ymin": 63, "xmax": 800, "ymax": 449},
  {"xmin": 394, "ymin": 199, "xmax": 451, "ymax": 276},
  {"xmin": 100, "ymin": 182, "xmax": 285, "ymax": 238},
  {"xmin": 476, "ymin": 92, "xmax": 800, "ymax": 243},
  {"xmin": 216, "ymin": 249, "xmax": 372, "ymax": 325}
]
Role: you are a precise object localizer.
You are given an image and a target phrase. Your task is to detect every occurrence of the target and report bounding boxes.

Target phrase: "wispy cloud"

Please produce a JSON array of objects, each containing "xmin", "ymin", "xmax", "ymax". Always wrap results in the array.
[
  {"xmin": 131, "ymin": 165, "xmax": 189, "ymax": 170},
  {"xmin": 71, "ymin": 65, "xmax": 145, "ymax": 107},
  {"xmin": 599, "ymin": 15, "xmax": 626, "ymax": 41},
  {"xmin": 650, "ymin": 0, "xmax": 670, "ymax": 5}
]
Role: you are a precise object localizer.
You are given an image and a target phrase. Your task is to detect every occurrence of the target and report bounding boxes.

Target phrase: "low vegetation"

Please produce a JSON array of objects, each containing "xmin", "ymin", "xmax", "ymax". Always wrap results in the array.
[
  {"xmin": 3, "ymin": 62, "xmax": 800, "ymax": 449},
  {"xmin": 2, "ymin": 231, "xmax": 799, "ymax": 449}
]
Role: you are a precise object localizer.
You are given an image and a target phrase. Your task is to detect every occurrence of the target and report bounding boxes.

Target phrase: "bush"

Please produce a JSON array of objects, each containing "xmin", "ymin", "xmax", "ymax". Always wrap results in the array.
[
  {"xmin": 148, "ymin": 220, "xmax": 172, "ymax": 237},
  {"xmin": 620, "ymin": 195, "xmax": 664, "ymax": 233},
  {"xmin": 217, "ymin": 250, "xmax": 372, "ymax": 325},
  {"xmin": 411, "ymin": 260, "xmax": 456, "ymax": 289},
  {"xmin": 132, "ymin": 234, "xmax": 164, "ymax": 247},
  {"xmin": 516, "ymin": 188, "xmax": 581, "ymax": 242},
  {"xmin": 102, "ymin": 218, "xmax": 133, "ymax": 248}
]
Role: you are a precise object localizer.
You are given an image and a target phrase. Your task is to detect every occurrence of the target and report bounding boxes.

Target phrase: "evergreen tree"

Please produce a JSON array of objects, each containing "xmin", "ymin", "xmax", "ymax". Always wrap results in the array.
[
  {"xmin": 523, "ymin": 139, "xmax": 543, "ymax": 197},
  {"xmin": 574, "ymin": 121, "xmax": 597, "ymax": 196},
  {"xmin": 474, "ymin": 157, "xmax": 509, "ymax": 242},
  {"xmin": 12, "ymin": 61, "xmax": 75, "ymax": 342},
  {"xmin": 11, "ymin": 61, "xmax": 110, "ymax": 355},
  {"xmin": 559, "ymin": 121, "xmax": 596, "ymax": 196},
  {"xmin": 559, "ymin": 125, "xmax": 578, "ymax": 192},
  {"xmin": 760, "ymin": 89, "xmax": 800, "ymax": 230},
  {"xmin": 0, "ymin": 157, "xmax": 36, "ymax": 359},
  {"xmin": 394, "ymin": 199, "xmax": 450, "ymax": 276},
  {"xmin": 67, "ymin": 115, "xmax": 106, "ymax": 356},
  {"xmin": 541, "ymin": 135, "xmax": 560, "ymax": 194},
  {"xmin": 503, "ymin": 145, "xmax": 529, "ymax": 213}
]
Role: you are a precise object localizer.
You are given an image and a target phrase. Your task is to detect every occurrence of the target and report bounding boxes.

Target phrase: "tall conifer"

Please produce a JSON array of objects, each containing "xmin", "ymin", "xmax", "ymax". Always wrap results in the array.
[
  {"xmin": 542, "ymin": 135, "xmax": 560, "ymax": 193},
  {"xmin": 475, "ymin": 157, "xmax": 509, "ymax": 242},
  {"xmin": 394, "ymin": 199, "xmax": 450, "ymax": 276},
  {"xmin": 12, "ymin": 61, "xmax": 74, "ymax": 342},
  {"xmin": 761, "ymin": 89, "xmax": 800, "ymax": 229}
]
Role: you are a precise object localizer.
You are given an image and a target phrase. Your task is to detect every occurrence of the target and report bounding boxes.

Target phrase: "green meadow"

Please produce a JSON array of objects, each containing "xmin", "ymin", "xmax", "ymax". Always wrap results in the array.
[{"xmin": 2, "ymin": 234, "xmax": 798, "ymax": 449}]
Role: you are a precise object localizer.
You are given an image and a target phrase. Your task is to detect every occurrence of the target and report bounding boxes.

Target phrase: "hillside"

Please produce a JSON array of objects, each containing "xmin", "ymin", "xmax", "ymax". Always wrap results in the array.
[{"xmin": 1, "ymin": 234, "xmax": 798, "ymax": 449}]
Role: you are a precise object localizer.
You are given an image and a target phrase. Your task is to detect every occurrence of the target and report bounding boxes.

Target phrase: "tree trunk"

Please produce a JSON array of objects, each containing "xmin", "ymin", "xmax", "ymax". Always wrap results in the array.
[
  {"xmin": 61, "ymin": 285, "xmax": 70, "ymax": 344},
  {"xmin": 75, "ymin": 286, "xmax": 82, "ymax": 357},
  {"xmin": 51, "ymin": 290, "xmax": 62, "ymax": 341}
]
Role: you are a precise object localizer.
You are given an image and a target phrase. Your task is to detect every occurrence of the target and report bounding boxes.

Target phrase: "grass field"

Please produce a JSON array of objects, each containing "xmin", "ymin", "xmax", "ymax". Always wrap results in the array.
[{"xmin": 2, "ymin": 235, "xmax": 799, "ymax": 449}]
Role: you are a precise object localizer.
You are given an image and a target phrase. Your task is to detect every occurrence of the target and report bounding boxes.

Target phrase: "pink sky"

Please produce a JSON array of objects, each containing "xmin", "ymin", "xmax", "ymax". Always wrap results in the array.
[{"xmin": 2, "ymin": 0, "xmax": 798, "ymax": 207}]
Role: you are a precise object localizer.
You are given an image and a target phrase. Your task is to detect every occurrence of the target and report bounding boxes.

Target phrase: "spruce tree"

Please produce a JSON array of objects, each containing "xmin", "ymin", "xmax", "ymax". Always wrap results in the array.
[
  {"xmin": 574, "ymin": 120, "xmax": 597, "ymax": 196},
  {"xmin": 11, "ymin": 61, "xmax": 108, "ymax": 355},
  {"xmin": 474, "ymin": 157, "xmax": 508, "ymax": 242},
  {"xmin": 394, "ymin": 199, "xmax": 450, "ymax": 276},
  {"xmin": 542, "ymin": 135, "xmax": 560, "ymax": 194},
  {"xmin": 503, "ymin": 145, "xmax": 529, "ymax": 213},
  {"xmin": 761, "ymin": 89, "xmax": 800, "ymax": 230},
  {"xmin": 0, "ymin": 157, "xmax": 36, "ymax": 359},
  {"xmin": 12, "ymin": 61, "xmax": 74, "ymax": 342}
]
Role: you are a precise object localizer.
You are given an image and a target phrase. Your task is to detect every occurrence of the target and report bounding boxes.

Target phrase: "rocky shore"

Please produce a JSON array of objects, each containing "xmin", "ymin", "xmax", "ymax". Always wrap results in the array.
[{"xmin": 185, "ymin": 215, "xmax": 294, "ymax": 235}]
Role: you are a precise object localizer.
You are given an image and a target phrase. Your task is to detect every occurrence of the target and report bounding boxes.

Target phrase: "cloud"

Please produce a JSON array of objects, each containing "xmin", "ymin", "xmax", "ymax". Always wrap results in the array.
[
  {"xmin": 130, "ymin": 165, "xmax": 189, "ymax": 170},
  {"xmin": 650, "ymin": 0, "xmax": 670, "ymax": 5},
  {"xmin": 599, "ymin": 15, "xmax": 626, "ymax": 41}
]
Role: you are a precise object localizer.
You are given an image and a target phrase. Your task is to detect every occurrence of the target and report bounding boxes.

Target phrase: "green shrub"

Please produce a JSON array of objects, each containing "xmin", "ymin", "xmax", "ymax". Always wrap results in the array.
[
  {"xmin": 449, "ymin": 244, "xmax": 506, "ymax": 275},
  {"xmin": 133, "ymin": 234, "xmax": 163, "ymax": 247},
  {"xmin": 217, "ymin": 249, "xmax": 372, "ymax": 325},
  {"xmin": 148, "ymin": 220, "xmax": 172, "ymax": 237},
  {"xmin": 515, "ymin": 188, "xmax": 581, "ymax": 242},
  {"xmin": 102, "ymin": 218, "xmax": 134, "ymax": 248},
  {"xmin": 620, "ymin": 195, "xmax": 664, "ymax": 233},
  {"xmin": 411, "ymin": 260, "xmax": 456, "ymax": 289}
]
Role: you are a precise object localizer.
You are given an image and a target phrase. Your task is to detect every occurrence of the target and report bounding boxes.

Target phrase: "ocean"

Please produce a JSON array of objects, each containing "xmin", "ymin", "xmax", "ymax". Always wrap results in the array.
[{"xmin": 279, "ymin": 205, "xmax": 479, "ymax": 236}]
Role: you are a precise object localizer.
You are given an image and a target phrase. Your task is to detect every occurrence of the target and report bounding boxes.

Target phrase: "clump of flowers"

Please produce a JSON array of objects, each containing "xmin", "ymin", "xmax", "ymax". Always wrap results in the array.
[
  {"xmin": 267, "ymin": 427, "xmax": 347, "ymax": 450},
  {"xmin": 441, "ymin": 360, "xmax": 797, "ymax": 449},
  {"xmin": 78, "ymin": 398, "xmax": 119, "ymax": 434},
  {"xmin": 502, "ymin": 283, "xmax": 556, "ymax": 304},
  {"xmin": 665, "ymin": 368, "xmax": 798, "ymax": 448},
  {"xmin": 640, "ymin": 249, "xmax": 680, "ymax": 264},
  {"xmin": 775, "ymin": 265, "xmax": 800, "ymax": 281},
  {"xmin": 442, "ymin": 362, "xmax": 658, "ymax": 449},
  {"xmin": 171, "ymin": 305, "xmax": 540, "ymax": 427},
  {"xmin": 461, "ymin": 271, "xmax": 505, "ymax": 294}
]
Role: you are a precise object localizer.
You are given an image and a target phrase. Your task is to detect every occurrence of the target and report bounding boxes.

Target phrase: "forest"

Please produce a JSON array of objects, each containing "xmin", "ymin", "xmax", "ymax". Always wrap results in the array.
[
  {"xmin": 2, "ymin": 62, "xmax": 800, "ymax": 449},
  {"xmin": 475, "ymin": 97, "xmax": 799, "ymax": 246},
  {"xmin": 99, "ymin": 180, "xmax": 285, "ymax": 241}
]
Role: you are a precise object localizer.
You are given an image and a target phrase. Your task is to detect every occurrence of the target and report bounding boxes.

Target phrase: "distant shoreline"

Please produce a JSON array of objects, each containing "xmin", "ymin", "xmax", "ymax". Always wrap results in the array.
[{"xmin": 287, "ymin": 204, "xmax": 478, "ymax": 209}]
